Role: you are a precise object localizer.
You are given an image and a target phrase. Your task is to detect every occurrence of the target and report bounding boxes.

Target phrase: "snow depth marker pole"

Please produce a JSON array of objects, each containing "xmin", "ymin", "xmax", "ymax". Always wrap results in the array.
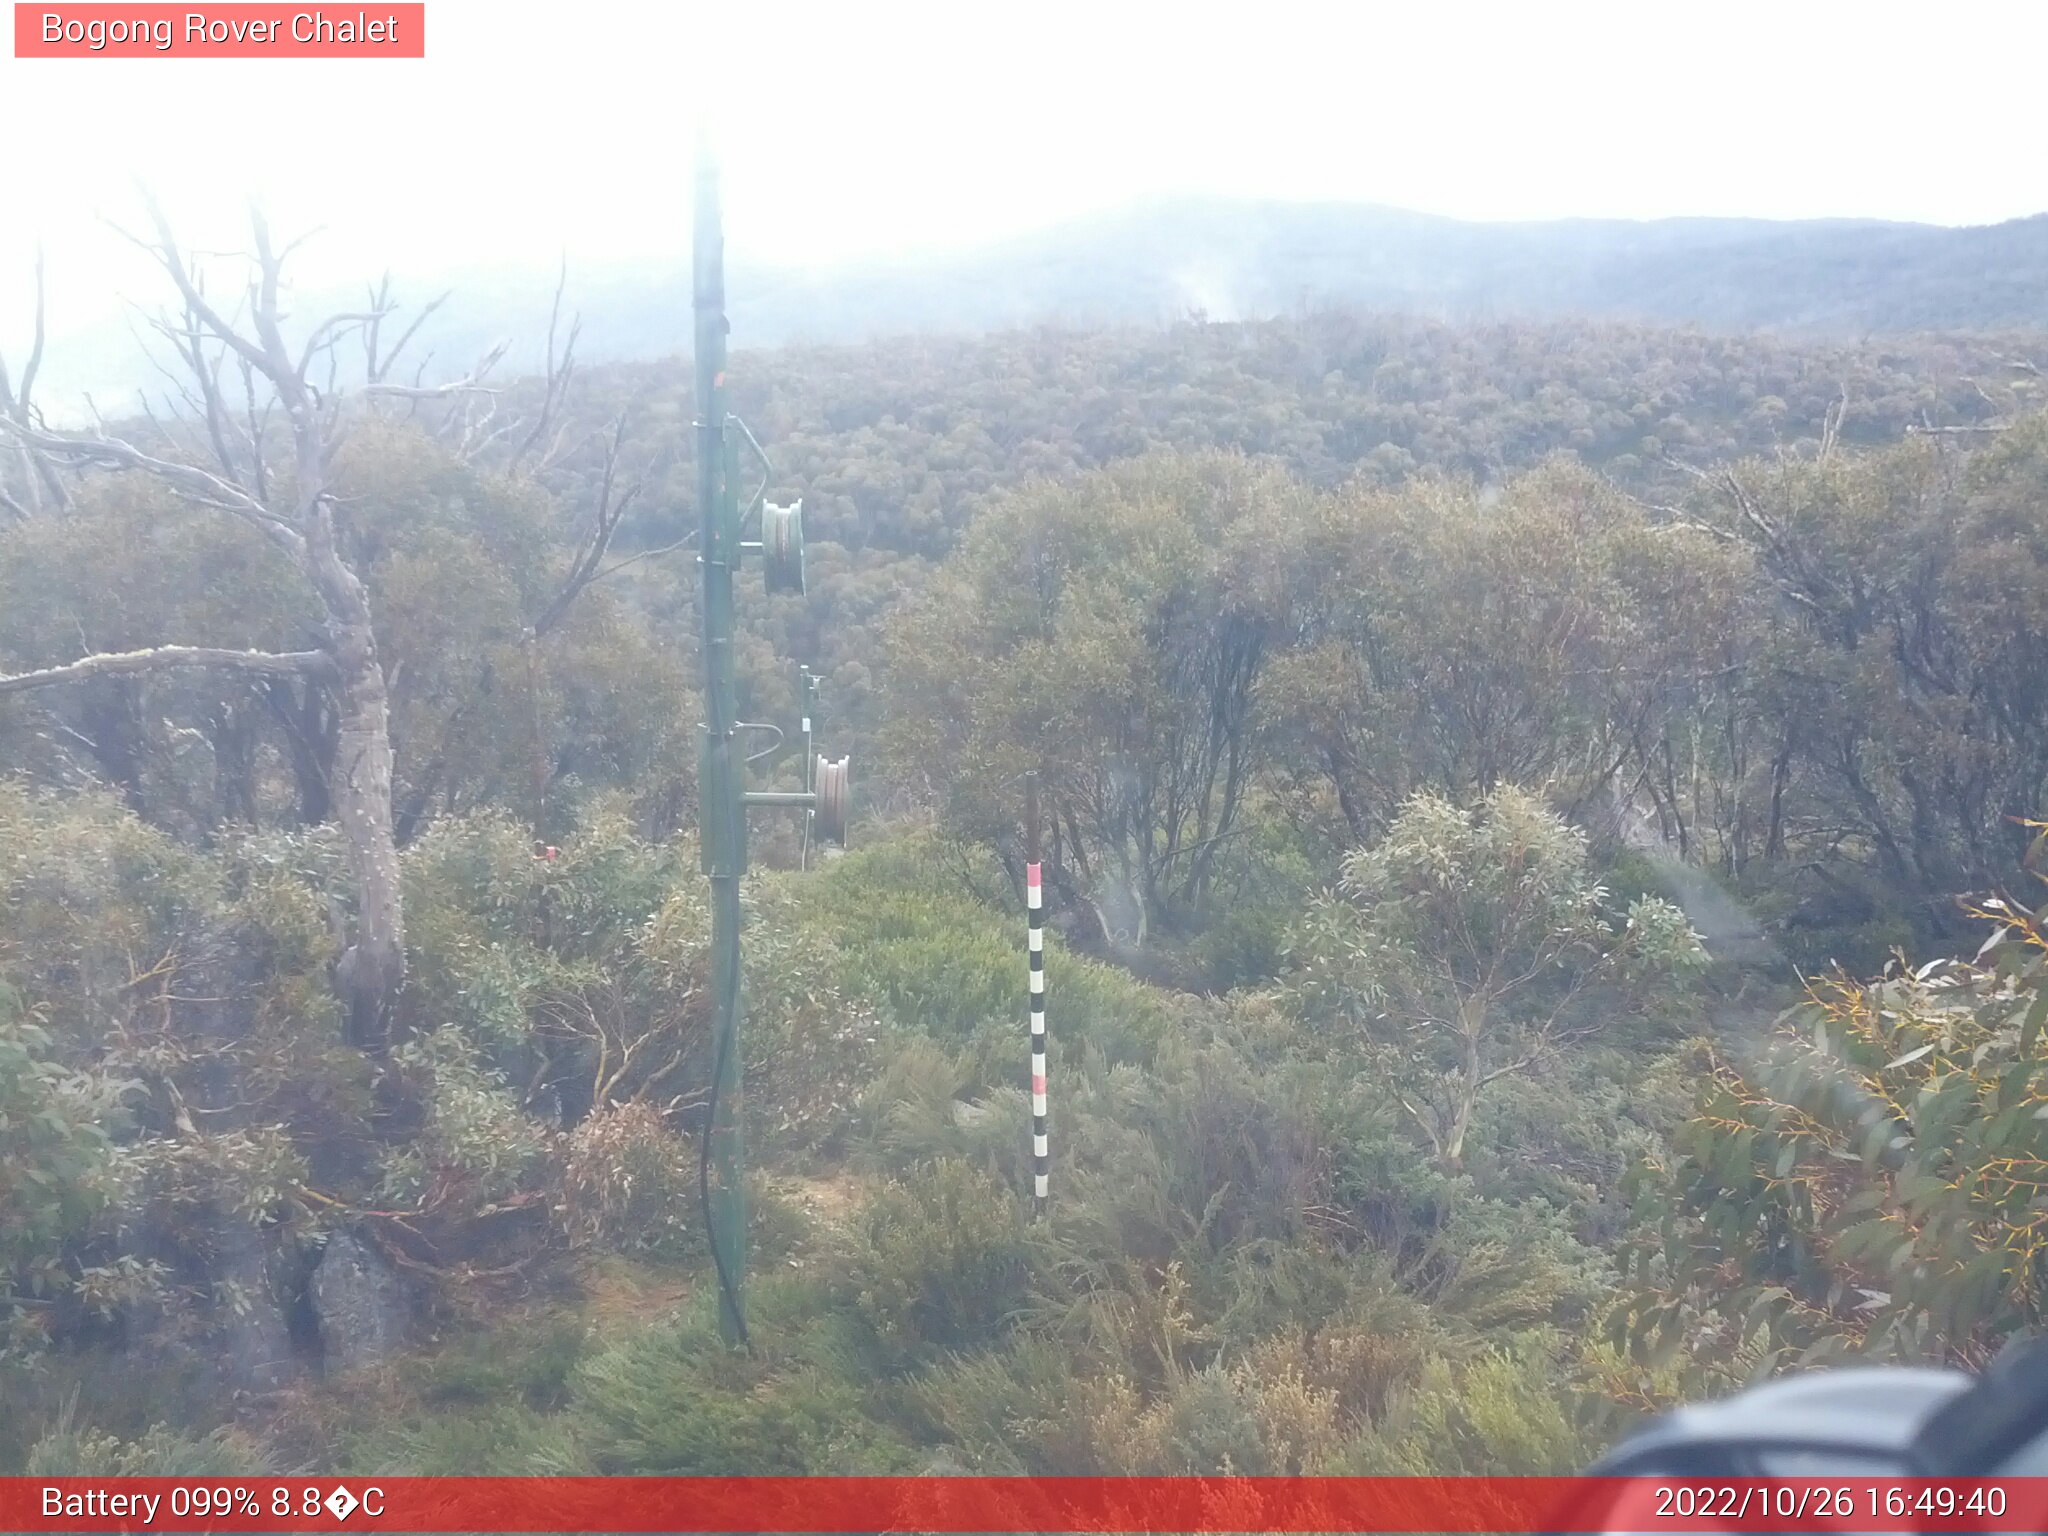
[{"xmin": 1026, "ymin": 774, "xmax": 1049, "ymax": 1210}]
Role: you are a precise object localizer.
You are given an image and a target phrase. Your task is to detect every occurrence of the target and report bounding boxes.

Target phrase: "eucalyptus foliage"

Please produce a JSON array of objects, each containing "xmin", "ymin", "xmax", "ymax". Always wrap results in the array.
[
  {"xmin": 1620, "ymin": 882, "xmax": 2048, "ymax": 1385},
  {"xmin": 1287, "ymin": 786, "xmax": 1706, "ymax": 1168}
]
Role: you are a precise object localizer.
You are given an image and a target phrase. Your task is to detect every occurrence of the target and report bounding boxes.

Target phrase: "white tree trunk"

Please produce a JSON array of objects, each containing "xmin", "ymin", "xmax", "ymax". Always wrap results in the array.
[{"xmin": 309, "ymin": 520, "xmax": 406, "ymax": 1049}]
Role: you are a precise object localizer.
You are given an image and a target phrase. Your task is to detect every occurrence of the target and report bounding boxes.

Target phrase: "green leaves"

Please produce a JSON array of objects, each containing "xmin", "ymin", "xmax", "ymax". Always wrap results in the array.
[
  {"xmin": 0, "ymin": 986, "xmax": 132, "ymax": 1354},
  {"xmin": 1286, "ymin": 786, "xmax": 1705, "ymax": 1170},
  {"xmin": 1618, "ymin": 893, "xmax": 2048, "ymax": 1374},
  {"xmin": 881, "ymin": 453, "xmax": 1303, "ymax": 937},
  {"xmin": 840, "ymin": 1157, "xmax": 1035, "ymax": 1359}
]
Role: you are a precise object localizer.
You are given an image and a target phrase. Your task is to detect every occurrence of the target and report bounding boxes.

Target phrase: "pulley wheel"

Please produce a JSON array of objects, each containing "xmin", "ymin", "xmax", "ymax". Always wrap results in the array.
[
  {"xmin": 814, "ymin": 754, "xmax": 850, "ymax": 846},
  {"xmin": 763, "ymin": 500, "xmax": 807, "ymax": 596}
]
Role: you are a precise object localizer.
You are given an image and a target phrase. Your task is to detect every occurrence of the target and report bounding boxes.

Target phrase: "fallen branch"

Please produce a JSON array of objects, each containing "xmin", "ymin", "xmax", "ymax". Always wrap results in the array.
[{"xmin": 0, "ymin": 644, "xmax": 334, "ymax": 697}]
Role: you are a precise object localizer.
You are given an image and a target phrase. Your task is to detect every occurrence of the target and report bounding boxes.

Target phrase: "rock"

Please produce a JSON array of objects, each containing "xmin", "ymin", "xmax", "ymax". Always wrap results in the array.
[
  {"xmin": 211, "ymin": 1222, "xmax": 301, "ymax": 1394},
  {"xmin": 309, "ymin": 1231, "xmax": 405, "ymax": 1375}
]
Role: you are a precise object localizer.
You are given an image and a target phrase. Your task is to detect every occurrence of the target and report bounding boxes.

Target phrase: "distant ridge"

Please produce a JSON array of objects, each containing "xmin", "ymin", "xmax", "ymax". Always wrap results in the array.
[
  {"xmin": 29, "ymin": 199, "xmax": 2048, "ymax": 408},
  {"xmin": 726, "ymin": 198, "xmax": 2048, "ymax": 343},
  {"xmin": 453, "ymin": 199, "xmax": 2048, "ymax": 370}
]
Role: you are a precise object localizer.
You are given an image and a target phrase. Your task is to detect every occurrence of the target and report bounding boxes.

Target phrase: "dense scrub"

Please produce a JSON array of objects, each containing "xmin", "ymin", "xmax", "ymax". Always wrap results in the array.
[
  {"xmin": 886, "ymin": 423, "xmax": 2048, "ymax": 968},
  {"xmin": 504, "ymin": 310, "xmax": 2048, "ymax": 772},
  {"xmin": 0, "ymin": 798, "xmax": 1676, "ymax": 1475},
  {"xmin": 5, "ymin": 306, "xmax": 2048, "ymax": 1475}
]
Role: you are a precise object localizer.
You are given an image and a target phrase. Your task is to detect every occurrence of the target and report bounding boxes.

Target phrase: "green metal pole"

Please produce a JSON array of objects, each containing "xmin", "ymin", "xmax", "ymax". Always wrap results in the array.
[{"xmin": 694, "ymin": 137, "xmax": 748, "ymax": 1347}]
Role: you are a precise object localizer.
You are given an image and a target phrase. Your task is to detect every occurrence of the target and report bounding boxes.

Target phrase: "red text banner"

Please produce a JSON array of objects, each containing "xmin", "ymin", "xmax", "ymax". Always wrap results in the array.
[
  {"xmin": 14, "ymin": 4, "xmax": 424, "ymax": 57},
  {"xmin": 5, "ymin": 1476, "xmax": 2048, "ymax": 1533}
]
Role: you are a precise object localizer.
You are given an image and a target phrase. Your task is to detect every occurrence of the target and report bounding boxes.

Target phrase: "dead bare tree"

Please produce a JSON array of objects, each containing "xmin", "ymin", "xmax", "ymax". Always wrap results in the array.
[
  {"xmin": 0, "ymin": 247, "xmax": 70, "ymax": 520},
  {"xmin": 507, "ymin": 257, "xmax": 580, "ymax": 472},
  {"xmin": 0, "ymin": 201, "xmax": 664, "ymax": 1046},
  {"xmin": 0, "ymin": 200, "xmax": 482, "ymax": 1050},
  {"xmin": 526, "ymin": 408, "xmax": 650, "ymax": 641}
]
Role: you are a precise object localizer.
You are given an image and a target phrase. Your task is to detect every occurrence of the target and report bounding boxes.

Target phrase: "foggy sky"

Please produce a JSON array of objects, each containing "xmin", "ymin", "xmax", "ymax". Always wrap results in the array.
[{"xmin": 4, "ymin": 0, "xmax": 2046, "ymax": 364}]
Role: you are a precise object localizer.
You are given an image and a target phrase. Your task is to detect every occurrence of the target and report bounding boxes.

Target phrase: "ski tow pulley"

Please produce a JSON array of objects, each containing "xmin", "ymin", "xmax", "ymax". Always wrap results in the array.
[
  {"xmin": 761, "ymin": 499, "xmax": 806, "ymax": 596},
  {"xmin": 814, "ymin": 754, "xmax": 851, "ymax": 846}
]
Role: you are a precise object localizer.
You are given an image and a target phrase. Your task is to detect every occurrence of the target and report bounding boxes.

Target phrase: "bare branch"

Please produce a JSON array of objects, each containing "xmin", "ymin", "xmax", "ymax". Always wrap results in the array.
[
  {"xmin": 16, "ymin": 246, "xmax": 48, "ymax": 419},
  {"xmin": 0, "ymin": 419, "xmax": 306, "ymax": 556},
  {"xmin": 528, "ymin": 411, "xmax": 642, "ymax": 640},
  {"xmin": 362, "ymin": 376, "xmax": 501, "ymax": 402},
  {"xmin": 1817, "ymin": 386, "xmax": 1846, "ymax": 461},
  {"xmin": 273, "ymin": 226, "xmax": 327, "ymax": 268},
  {"xmin": 172, "ymin": 299, "xmax": 257, "ymax": 491},
  {"xmin": 509, "ymin": 256, "xmax": 579, "ymax": 469},
  {"xmin": 587, "ymin": 529, "xmax": 697, "ymax": 585},
  {"xmin": 363, "ymin": 277, "xmax": 450, "ymax": 386},
  {"xmin": 0, "ymin": 247, "xmax": 71, "ymax": 515},
  {"xmin": 0, "ymin": 644, "xmax": 334, "ymax": 698},
  {"xmin": 363, "ymin": 340, "xmax": 507, "ymax": 401},
  {"xmin": 296, "ymin": 307, "xmax": 391, "ymax": 383},
  {"xmin": 114, "ymin": 195, "xmax": 274, "ymax": 381},
  {"xmin": 239, "ymin": 353, "xmax": 272, "ymax": 501}
]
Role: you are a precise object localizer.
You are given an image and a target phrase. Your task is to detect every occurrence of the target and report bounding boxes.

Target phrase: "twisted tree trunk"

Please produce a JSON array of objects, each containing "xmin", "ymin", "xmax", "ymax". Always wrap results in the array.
[
  {"xmin": 3, "ymin": 200, "xmax": 603, "ymax": 1050},
  {"xmin": 312, "ymin": 537, "xmax": 405, "ymax": 1048},
  {"xmin": 0, "ymin": 202, "xmax": 420, "ymax": 1051}
]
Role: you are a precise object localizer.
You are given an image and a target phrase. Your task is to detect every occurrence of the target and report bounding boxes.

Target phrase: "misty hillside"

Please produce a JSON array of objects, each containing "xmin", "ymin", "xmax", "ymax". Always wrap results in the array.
[
  {"xmin": 435, "ymin": 199, "xmax": 2048, "ymax": 376},
  {"xmin": 33, "ymin": 200, "xmax": 2048, "ymax": 410},
  {"xmin": 732, "ymin": 199, "xmax": 2048, "ymax": 340}
]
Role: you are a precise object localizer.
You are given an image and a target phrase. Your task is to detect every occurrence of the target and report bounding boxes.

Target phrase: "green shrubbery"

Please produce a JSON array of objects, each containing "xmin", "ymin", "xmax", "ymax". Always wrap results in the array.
[
  {"xmin": 0, "ymin": 771, "xmax": 1706, "ymax": 1479},
  {"xmin": 0, "ymin": 772, "xmax": 1803, "ymax": 1493},
  {"xmin": 380, "ymin": 1025, "xmax": 556, "ymax": 1218},
  {"xmin": 26, "ymin": 1411, "xmax": 266, "ymax": 1477},
  {"xmin": 839, "ymin": 1157, "xmax": 1036, "ymax": 1358},
  {"xmin": 559, "ymin": 1102, "xmax": 697, "ymax": 1255},
  {"xmin": 0, "ymin": 989, "xmax": 137, "ymax": 1353},
  {"xmin": 1618, "ymin": 887, "xmax": 2048, "ymax": 1389},
  {"xmin": 564, "ymin": 1283, "xmax": 918, "ymax": 1475}
]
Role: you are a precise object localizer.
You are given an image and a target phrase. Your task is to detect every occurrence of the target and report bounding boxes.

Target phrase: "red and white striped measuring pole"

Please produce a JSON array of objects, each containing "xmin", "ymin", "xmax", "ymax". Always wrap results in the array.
[{"xmin": 1026, "ymin": 776, "xmax": 1049, "ymax": 1208}]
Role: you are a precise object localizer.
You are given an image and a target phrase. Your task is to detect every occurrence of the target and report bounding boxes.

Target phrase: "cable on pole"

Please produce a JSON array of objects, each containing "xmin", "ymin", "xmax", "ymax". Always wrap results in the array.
[{"xmin": 698, "ymin": 929, "xmax": 751, "ymax": 1351}]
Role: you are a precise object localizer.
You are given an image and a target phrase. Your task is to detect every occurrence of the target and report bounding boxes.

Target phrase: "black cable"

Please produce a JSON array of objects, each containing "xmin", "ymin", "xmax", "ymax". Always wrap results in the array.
[{"xmin": 697, "ymin": 916, "xmax": 751, "ymax": 1351}]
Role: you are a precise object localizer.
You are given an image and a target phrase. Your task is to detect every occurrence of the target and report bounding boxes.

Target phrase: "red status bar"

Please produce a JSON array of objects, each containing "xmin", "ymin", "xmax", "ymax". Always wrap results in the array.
[{"xmin": 7, "ymin": 1476, "xmax": 2048, "ymax": 1533}]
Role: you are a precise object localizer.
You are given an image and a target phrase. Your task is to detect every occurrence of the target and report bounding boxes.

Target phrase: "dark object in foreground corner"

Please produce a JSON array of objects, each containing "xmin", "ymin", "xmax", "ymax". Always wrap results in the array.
[
  {"xmin": 1587, "ymin": 1365, "xmax": 1972, "ymax": 1480},
  {"xmin": 1564, "ymin": 1336, "xmax": 2048, "ymax": 1528},
  {"xmin": 1913, "ymin": 1334, "xmax": 2048, "ymax": 1475}
]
